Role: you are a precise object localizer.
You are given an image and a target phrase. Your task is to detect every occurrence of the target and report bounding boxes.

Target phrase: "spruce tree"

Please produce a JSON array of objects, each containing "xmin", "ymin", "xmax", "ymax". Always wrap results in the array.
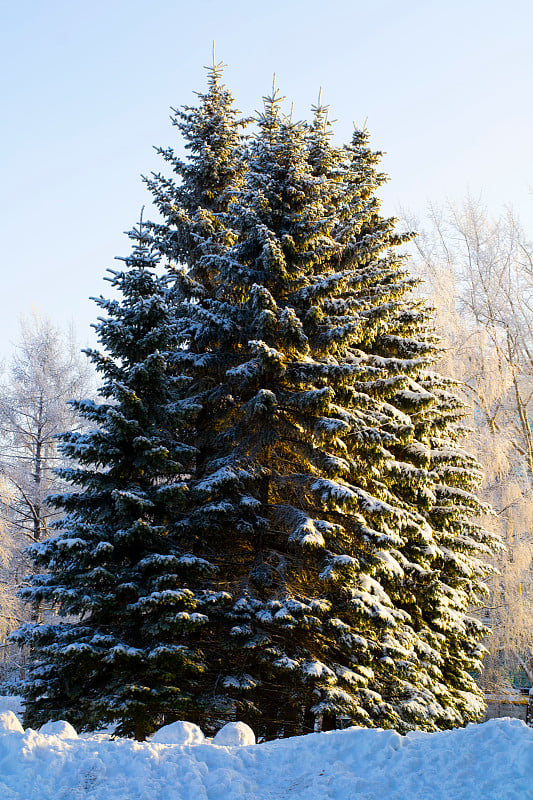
[
  {"xmin": 306, "ymin": 118, "xmax": 497, "ymax": 729},
  {"xmin": 16, "ymin": 66, "xmax": 250, "ymax": 739},
  {"xmin": 147, "ymin": 87, "xmax": 495, "ymax": 735},
  {"xmin": 146, "ymin": 60, "xmax": 248, "ymax": 269},
  {"xmin": 17, "ymin": 71, "xmax": 497, "ymax": 739},
  {"xmin": 14, "ymin": 219, "xmax": 209, "ymax": 739}
]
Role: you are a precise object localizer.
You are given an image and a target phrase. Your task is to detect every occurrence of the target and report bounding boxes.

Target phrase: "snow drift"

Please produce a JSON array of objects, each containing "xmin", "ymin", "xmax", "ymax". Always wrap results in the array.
[{"xmin": 0, "ymin": 697, "xmax": 531, "ymax": 799}]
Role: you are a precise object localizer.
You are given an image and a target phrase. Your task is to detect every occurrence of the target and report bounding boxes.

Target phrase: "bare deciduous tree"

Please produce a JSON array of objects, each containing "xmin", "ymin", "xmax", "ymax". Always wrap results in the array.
[
  {"xmin": 407, "ymin": 199, "xmax": 533, "ymax": 690},
  {"xmin": 0, "ymin": 313, "xmax": 93, "ymax": 651}
]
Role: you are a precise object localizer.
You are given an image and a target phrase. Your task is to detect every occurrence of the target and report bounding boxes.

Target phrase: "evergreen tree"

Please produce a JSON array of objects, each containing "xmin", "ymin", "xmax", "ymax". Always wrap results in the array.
[
  {"xmin": 17, "ymin": 72, "xmax": 497, "ymax": 739},
  {"xmin": 146, "ymin": 60, "xmax": 248, "ymax": 271},
  {"xmin": 147, "ymin": 87, "xmax": 495, "ymax": 735},
  {"xmin": 14, "ymin": 219, "xmax": 209, "ymax": 739},
  {"xmin": 307, "ymin": 118, "xmax": 496, "ymax": 728},
  {"xmin": 15, "ymin": 67, "xmax": 250, "ymax": 740},
  {"xmin": 416, "ymin": 371, "xmax": 495, "ymax": 723}
]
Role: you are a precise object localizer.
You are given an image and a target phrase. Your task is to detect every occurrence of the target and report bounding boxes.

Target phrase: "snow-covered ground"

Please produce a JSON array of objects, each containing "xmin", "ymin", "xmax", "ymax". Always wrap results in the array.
[{"xmin": 1, "ymin": 696, "xmax": 532, "ymax": 799}]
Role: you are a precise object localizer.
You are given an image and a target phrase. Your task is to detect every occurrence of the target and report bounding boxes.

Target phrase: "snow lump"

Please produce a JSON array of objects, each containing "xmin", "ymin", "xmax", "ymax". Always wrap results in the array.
[
  {"xmin": 0, "ymin": 711, "xmax": 24, "ymax": 734},
  {"xmin": 39, "ymin": 720, "xmax": 78, "ymax": 739},
  {"xmin": 151, "ymin": 720, "xmax": 205, "ymax": 745},
  {"xmin": 212, "ymin": 721, "xmax": 255, "ymax": 746}
]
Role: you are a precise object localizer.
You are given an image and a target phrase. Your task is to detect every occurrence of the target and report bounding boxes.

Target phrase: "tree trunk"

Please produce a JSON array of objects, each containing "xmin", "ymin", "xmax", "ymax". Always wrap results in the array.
[{"xmin": 134, "ymin": 722, "xmax": 147, "ymax": 741}]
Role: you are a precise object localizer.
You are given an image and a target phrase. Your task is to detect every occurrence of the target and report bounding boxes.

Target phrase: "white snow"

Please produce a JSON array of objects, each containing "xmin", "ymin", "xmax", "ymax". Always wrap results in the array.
[
  {"xmin": 0, "ymin": 710, "xmax": 24, "ymax": 734},
  {"xmin": 303, "ymin": 659, "xmax": 336, "ymax": 681},
  {"xmin": 151, "ymin": 720, "xmax": 205, "ymax": 745},
  {"xmin": 0, "ymin": 698, "xmax": 532, "ymax": 799},
  {"xmin": 212, "ymin": 722, "xmax": 255, "ymax": 747},
  {"xmin": 38, "ymin": 720, "xmax": 78, "ymax": 739}
]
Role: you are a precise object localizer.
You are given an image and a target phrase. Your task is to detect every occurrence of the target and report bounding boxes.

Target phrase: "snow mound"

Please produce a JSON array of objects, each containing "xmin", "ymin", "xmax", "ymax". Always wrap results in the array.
[
  {"xmin": 39, "ymin": 720, "xmax": 78, "ymax": 739},
  {"xmin": 151, "ymin": 720, "xmax": 205, "ymax": 745},
  {"xmin": 212, "ymin": 721, "xmax": 256, "ymax": 746},
  {"xmin": 0, "ymin": 710, "xmax": 24, "ymax": 734}
]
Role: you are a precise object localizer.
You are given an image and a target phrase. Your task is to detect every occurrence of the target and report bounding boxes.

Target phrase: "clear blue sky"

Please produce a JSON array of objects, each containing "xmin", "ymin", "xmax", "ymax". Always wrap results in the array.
[{"xmin": 1, "ymin": 0, "xmax": 532, "ymax": 355}]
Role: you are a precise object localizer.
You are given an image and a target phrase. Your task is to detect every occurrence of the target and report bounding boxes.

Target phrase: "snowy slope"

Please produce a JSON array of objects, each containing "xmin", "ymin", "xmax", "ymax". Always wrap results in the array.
[{"xmin": 0, "ymin": 698, "xmax": 532, "ymax": 800}]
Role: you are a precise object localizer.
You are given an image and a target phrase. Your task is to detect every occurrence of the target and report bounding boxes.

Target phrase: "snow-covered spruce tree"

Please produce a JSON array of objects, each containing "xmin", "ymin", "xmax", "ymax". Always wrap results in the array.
[
  {"xmin": 301, "ymin": 114, "xmax": 450, "ymax": 731},
  {"xmin": 414, "ymin": 371, "xmax": 496, "ymax": 723},
  {"xmin": 315, "ymin": 120, "xmax": 497, "ymax": 729},
  {"xmin": 147, "ymin": 87, "xmax": 496, "ymax": 736},
  {"xmin": 13, "ymin": 219, "xmax": 210, "ymax": 740},
  {"xmin": 145, "ymin": 62, "xmax": 249, "ymax": 481},
  {"xmin": 16, "ymin": 71, "xmax": 496, "ymax": 739},
  {"xmin": 146, "ymin": 60, "xmax": 248, "ymax": 271}
]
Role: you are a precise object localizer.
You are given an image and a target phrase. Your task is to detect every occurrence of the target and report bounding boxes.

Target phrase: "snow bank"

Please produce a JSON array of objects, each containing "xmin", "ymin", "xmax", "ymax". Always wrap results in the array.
[{"xmin": 0, "ymin": 710, "xmax": 532, "ymax": 799}]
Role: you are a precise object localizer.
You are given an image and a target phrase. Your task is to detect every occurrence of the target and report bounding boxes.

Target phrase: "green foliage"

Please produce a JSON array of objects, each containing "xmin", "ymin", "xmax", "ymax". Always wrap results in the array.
[
  {"xmin": 16, "ymin": 67, "xmax": 498, "ymax": 740},
  {"xmin": 15, "ymin": 220, "xmax": 207, "ymax": 739}
]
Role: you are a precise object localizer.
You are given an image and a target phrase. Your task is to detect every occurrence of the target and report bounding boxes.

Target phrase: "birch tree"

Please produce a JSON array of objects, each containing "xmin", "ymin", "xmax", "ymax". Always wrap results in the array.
[
  {"xmin": 409, "ymin": 199, "xmax": 533, "ymax": 689},
  {"xmin": 0, "ymin": 313, "xmax": 92, "ymax": 641}
]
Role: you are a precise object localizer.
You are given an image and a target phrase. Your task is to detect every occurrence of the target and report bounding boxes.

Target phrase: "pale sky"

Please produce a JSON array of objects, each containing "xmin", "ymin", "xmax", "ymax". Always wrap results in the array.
[{"xmin": 1, "ymin": 0, "xmax": 532, "ymax": 357}]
